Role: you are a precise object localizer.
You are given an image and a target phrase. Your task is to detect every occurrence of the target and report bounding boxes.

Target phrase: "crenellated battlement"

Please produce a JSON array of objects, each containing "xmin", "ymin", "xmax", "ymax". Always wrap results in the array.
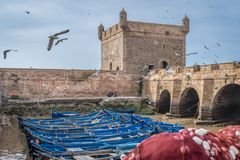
[
  {"xmin": 149, "ymin": 62, "xmax": 240, "ymax": 80},
  {"xmin": 100, "ymin": 21, "xmax": 186, "ymax": 41},
  {"xmin": 101, "ymin": 23, "xmax": 122, "ymax": 40},
  {"xmin": 100, "ymin": 9, "xmax": 189, "ymax": 73},
  {"xmin": 184, "ymin": 62, "xmax": 240, "ymax": 73}
]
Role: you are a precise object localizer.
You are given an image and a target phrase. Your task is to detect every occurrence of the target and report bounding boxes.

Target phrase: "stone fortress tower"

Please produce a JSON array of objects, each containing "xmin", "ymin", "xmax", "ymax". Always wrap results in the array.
[{"xmin": 98, "ymin": 9, "xmax": 189, "ymax": 74}]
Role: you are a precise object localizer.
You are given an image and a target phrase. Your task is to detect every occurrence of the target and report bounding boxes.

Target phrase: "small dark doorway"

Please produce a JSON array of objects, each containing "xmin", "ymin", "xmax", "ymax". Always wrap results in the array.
[
  {"xmin": 179, "ymin": 87, "xmax": 199, "ymax": 117},
  {"xmin": 162, "ymin": 61, "xmax": 168, "ymax": 69},
  {"xmin": 109, "ymin": 62, "xmax": 112, "ymax": 70},
  {"xmin": 157, "ymin": 90, "xmax": 171, "ymax": 113},
  {"xmin": 148, "ymin": 64, "xmax": 154, "ymax": 70}
]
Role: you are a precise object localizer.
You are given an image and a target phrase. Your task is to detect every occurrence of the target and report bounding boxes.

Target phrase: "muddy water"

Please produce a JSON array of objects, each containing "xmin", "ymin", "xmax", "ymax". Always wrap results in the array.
[
  {"xmin": 0, "ymin": 115, "xmax": 28, "ymax": 160},
  {"xmin": 148, "ymin": 114, "xmax": 224, "ymax": 132},
  {"xmin": 0, "ymin": 116, "xmax": 27, "ymax": 152},
  {"xmin": 0, "ymin": 152, "xmax": 26, "ymax": 160}
]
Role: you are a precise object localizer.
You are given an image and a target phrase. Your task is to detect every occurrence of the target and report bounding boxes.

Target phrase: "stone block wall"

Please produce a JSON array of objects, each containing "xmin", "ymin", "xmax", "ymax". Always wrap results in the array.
[
  {"xmin": 123, "ymin": 21, "xmax": 186, "ymax": 73},
  {"xmin": 101, "ymin": 24, "xmax": 124, "ymax": 71},
  {"xmin": 0, "ymin": 68, "xmax": 140, "ymax": 100}
]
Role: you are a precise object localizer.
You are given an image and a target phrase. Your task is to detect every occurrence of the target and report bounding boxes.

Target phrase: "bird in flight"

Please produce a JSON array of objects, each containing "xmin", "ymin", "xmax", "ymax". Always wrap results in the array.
[
  {"xmin": 175, "ymin": 52, "xmax": 181, "ymax": 58},
  {"xmin": 55, "ymin": 38, "xmax": 68, "ymax": 46},
  {"xmin": 175, "ymin": 52, "xmax": 198, "ymax": 59},
  {"xmin": 25, "ymin": 10, "xmax": 30, "ymax": 14},
  {"xmin": 3, "ymin": 49, "xmax": 18, "ymax": 59},
  {"xmin": 186, "ymin": 52, "xmax": 198, "ymax": 56},
  {"xmin": 47, "ymin": 29, "xmax": 70, "ymax": 51},
  {"xmin": 216, "ymin": 43, "xmax": 221, "ymax": 47},
  {"xmin": 203, "ymin": 45, "xmax": 210, "ymax": 50}
]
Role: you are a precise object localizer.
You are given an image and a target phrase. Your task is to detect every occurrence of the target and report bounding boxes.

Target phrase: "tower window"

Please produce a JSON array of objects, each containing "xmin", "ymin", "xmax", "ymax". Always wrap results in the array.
[
  {"xmin": 163, "ymin": 44, "xmax": 166, "ymax": 49},
  {"xmin": 162, "ymin": 61, "xmax": 168, "ymax": 69},
  {"xmin": 165, "ymin": 31, "xmax": 169, "ymax": 35},
  {"xmin": 109, "ymin": 62, "xmax": 112, "ymax": 70}
]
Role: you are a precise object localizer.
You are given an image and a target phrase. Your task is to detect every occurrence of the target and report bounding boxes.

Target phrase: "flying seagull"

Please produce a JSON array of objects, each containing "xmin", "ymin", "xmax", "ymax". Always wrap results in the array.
[
  {"xmin": 216, "ymin": 43, "xmax": 221, "ymax": 47},
  {"xmin": 175, "ymin": 52, "xmax": 197, "ymax": 59},
  {"xmin": 47, "ymin": 29, "xmax": 70, "ymax": 51},
  {"xmin": 25, "ymin": 11, "xmax": 30, "ymax": 14},
  {"xmin": 175, "ymin": 52, "xmax": 180, "ymax": 58},
  {"xmin": 55, "ymin": 38, "xmax": 68, "ymax": 46},
  {"xmin": 186, "ymin": 52, "xmax": 198, "ymax": 56},
  {"xmin": 203, "ymin": 45, "xmax": 210, "ymax": 50},
  {"xmin": 3, "ymin": 49, "xmax": 18, "ymax": 59}
]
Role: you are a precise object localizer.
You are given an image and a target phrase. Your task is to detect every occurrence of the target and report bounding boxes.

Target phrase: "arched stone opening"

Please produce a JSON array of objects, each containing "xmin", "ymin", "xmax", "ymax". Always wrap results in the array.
[
  {"xmin": 179, "ymin": 87, "xmax": 199, "ymax": 117},
  {"xmin": 212, "ymin": 84, "xmax": 240, "ymax": 121},
  {"xmin": 157, "ymin": 90, "xmax": 171, "ymax": 113}
]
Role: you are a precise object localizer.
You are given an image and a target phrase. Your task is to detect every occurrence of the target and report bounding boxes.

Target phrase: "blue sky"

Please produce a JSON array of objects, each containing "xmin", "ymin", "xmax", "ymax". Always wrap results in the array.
[{"xmin": 0, "ymin": 0, "xmax": 239, "ymax": 69}]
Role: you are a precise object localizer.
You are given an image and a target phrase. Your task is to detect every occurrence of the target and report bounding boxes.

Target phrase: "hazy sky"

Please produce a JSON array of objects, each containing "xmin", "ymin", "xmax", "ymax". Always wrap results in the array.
[{"xmin": 0, "ymin": 0, "xmax": 239, "ymax": 69}]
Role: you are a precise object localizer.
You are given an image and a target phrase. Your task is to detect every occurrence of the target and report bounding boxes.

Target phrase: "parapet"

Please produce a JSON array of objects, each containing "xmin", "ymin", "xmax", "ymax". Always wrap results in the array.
[
  {"xmin": 127, "ymin": 21, "xmax": 186, "ymax": 35},
  {"xmin": 101, "ymin": 24, "xmax": 122, "ymax": 40},
  {"xmin": 99, "ymin": 9, "xmax": 189, "ymax": 41},
  {"xmin": 151, "ymin": 62, "xmax": 240, "ymax": 77}
]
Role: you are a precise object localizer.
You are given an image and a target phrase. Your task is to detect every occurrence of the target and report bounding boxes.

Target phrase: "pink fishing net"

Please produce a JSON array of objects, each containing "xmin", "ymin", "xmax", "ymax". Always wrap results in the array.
[{"xmin": 123, "ymin": 126, "xmax": 240, "ymax": 160}]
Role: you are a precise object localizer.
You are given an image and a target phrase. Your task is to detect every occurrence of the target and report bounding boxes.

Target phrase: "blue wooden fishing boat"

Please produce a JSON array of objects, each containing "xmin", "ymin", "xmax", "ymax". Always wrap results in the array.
[
  {"xmin": 51, "ymin": 110, "xmax": 80, "ymax": 118},
  {"xmin": 19, "ymin": 109, "xmax": 184, "ymax": 160}
]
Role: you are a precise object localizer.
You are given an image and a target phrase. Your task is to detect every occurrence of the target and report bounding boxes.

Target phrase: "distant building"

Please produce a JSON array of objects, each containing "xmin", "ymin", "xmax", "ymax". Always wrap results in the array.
[{"xmin": 99, "ymin": 9, "xmax": 189, "ymax": 73}]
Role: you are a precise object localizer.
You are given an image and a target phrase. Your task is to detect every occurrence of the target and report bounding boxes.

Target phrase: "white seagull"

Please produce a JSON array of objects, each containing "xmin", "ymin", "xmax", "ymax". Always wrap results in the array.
[
  {"xmin": 3, "ymin": 49, "xmax": 18, "ymax": 60},
  {"xmin": 47, "ymin": 29, "xmax": 70, "ymax": 51}
]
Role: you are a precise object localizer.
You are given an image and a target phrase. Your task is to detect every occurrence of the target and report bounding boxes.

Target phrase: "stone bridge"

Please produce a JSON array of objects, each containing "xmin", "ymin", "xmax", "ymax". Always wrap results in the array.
[{"xmin": 143, "ymin": 62, "xmax": 240, "ymax": 123}]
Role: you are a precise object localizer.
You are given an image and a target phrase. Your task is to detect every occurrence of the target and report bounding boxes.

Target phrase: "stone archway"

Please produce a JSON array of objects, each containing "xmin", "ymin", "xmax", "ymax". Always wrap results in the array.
[
  {"xmin": 157, "ymin": 90, "xmax": 171, "ymax": 113},
  {"xmin": 212, "ymin": 83, "xmax": 240, "ymax": 121},
  {"xmin": 179, "ymin": 87, "xmax": 199, "ymax": 117}
]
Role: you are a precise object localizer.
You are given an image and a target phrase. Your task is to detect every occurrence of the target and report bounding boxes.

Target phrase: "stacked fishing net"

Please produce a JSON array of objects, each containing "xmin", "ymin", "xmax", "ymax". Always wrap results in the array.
[
  {"xmin": 123, "ymin": 126, "xmax": 240, "ymax": 160},
  {"xmin": 217, "ymin": 125, "xmax": 240, "ymax": 159}
]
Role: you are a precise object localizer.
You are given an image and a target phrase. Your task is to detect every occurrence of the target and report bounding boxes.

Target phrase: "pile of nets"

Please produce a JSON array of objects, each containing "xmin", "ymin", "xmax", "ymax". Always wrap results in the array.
[{"xmin": 123, "ymin": 125, "xmax": 240, "ymax": 160}]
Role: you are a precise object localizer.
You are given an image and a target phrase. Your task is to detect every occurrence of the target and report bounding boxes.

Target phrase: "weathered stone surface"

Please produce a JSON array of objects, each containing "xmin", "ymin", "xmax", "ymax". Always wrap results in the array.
[
  {"xmin": 100, "ymin": 9, "xmax": 189, "ymax": 73},
  {"xmin": 0, "ymin": 92, "xmax": 2, "ymax": 107},
  {"xmin": 0, "ymin": 69, "xmax": 140, "ymax": 100}
]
